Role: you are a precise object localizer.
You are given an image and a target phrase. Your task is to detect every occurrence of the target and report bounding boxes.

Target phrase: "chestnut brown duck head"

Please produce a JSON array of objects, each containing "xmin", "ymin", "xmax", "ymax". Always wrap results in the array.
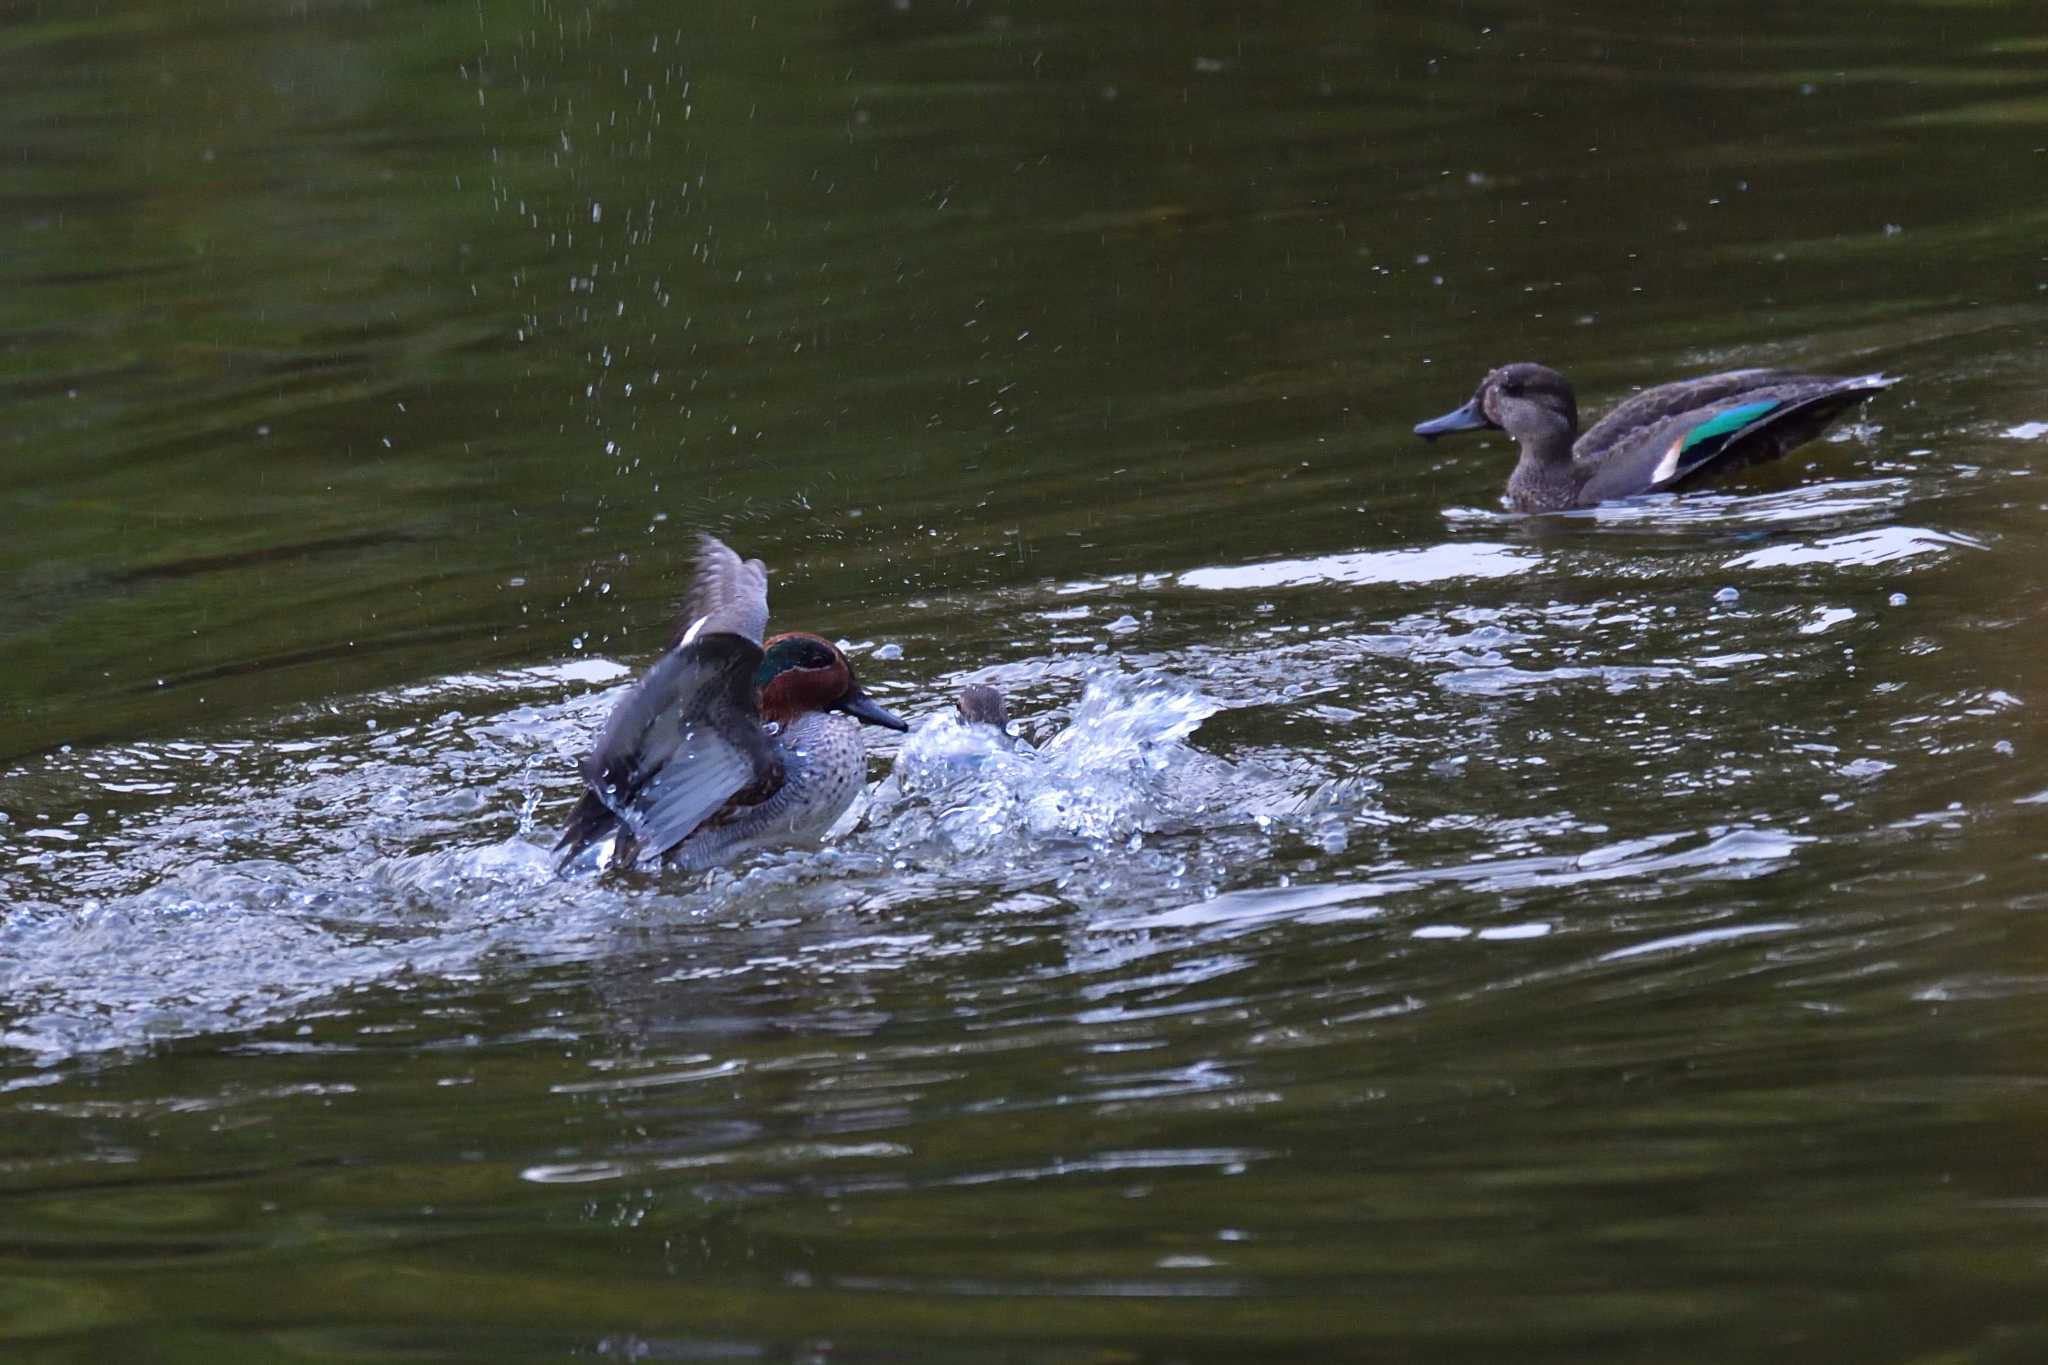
[
  {"xmin": 1415, "ymin": 361, "xmax": 1897, "ymax": 512},
  {"xmin": 755, "ymin": 631, "xmax": 904, "ymax": 733}
]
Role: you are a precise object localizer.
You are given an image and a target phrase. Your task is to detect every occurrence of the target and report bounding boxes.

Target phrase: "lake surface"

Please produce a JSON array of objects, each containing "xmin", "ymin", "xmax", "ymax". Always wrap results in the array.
[{"xmin": 6, "ymin": 0, "xmax": 2048, "ymax": 1358}]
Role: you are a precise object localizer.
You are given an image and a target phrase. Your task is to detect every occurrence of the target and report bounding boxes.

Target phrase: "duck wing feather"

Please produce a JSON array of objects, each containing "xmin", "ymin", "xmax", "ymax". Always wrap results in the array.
[
  {"xmin": 559, "ymin": 535, "xmax": 783, "ymax": 870},
  {"xmin": 1574, "ymin": 369, "xmax": 1793, "ymax": 464},
  {"xmin": 674, "ymin": 534, "xmax": 770, "ymax": 647},
  {"xmin": 1572, "ymin": 371, "xmax": 1894, "ymax": 503},
  {"xmin": 556, "ymin": 632, "xmax": 785, "ymax": 869}
]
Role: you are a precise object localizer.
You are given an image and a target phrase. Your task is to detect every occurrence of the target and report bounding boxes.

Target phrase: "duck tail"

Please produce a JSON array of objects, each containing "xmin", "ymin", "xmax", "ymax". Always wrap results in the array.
[{"xmin": 553, "ymin": 790, "xmax": 636, "ymax": 873}]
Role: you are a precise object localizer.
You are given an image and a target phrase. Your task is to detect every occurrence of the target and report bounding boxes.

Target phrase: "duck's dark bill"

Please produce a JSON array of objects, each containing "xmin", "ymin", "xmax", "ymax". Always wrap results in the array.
[
  {"xmin": 1413, "ymin": 399, "xmax": 1491, "ymax": 440},
  {"xmin": 837, "ymin": 688, "xmax": 910, "ymax": 731}
]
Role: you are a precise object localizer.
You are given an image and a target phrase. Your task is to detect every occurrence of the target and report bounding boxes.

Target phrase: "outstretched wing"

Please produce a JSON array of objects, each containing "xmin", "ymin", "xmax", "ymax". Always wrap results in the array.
[
  {"xmin": 674, "ymin": 535, "xmax": 769, "ymax": 647},
  {"xmin": 561, "ymin": 634, "xmax": 782, "ymax": 871},
  {"xmin": 556, "ymin": 632, "xmax": 785, "ymax": 870},
  {"xmin": 558, "ymin": 533, "xmax": 783, "ymax": 871}
]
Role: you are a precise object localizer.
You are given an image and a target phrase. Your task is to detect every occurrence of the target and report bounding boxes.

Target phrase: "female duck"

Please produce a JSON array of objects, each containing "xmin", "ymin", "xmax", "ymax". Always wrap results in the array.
[
  {"xmin": 954, "ymin": 683, "xmax": 1010, "ymax": 731},
  {"xmin": 556, "ymin": 536, "xmax": 908, "ymax": 873},
  {"xmin": 1414, "ymin": 362, "xmax": 1896, "ymax": 512}
]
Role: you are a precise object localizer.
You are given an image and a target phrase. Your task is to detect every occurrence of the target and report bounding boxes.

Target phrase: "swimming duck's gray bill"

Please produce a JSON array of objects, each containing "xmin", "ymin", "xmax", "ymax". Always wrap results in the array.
[{"xmin": 1413, "ymin": 399, "xmax": 1493, "ymax": 440}]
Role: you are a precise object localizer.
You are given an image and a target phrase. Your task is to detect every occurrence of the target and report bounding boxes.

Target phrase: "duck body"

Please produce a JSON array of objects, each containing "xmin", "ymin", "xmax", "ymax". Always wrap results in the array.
[
  {"xmin": 555, "ymin": 537, "xmax": 908, "ymax": 874},
  {"xmin": 1415, "ymin": 362, "xmax": 1897, "ymax": 512},
  {"xmin": 653, "ymin": 707, "xmax": 875, "ymax": 871}
]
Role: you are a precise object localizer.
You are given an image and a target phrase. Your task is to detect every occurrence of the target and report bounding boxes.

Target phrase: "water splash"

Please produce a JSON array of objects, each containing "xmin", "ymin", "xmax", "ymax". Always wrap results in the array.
[{"xmin": 866, "ymin": 667, "xmax": 1231, "ymax": 857}]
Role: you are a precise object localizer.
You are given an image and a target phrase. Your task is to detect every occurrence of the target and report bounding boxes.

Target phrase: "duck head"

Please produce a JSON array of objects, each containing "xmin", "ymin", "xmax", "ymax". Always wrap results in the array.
[
  {"xmin": 1414, "ymin": 363, "xmax": 1578, "ymax": 452},
  {"xmin": 955, "ymin": 683, "xmax": 1009, "ymax": 730},
  {"xmin": 756, "ymin": 632, "xmax": 909, "ymax": 731}
]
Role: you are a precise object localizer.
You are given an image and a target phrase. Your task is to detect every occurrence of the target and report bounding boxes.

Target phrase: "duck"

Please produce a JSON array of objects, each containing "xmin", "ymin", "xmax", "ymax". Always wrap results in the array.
[
  {"xmin": 868, "ymin": 682, "xmax": 1028, "ymax": 813},
  {"xmin": 555, "ymin": 535, "xmax": 908, "ymax": 873},
  {"xmin": 1413, "ymin": 362, "xmax": 1897, "ymax": 512},
  {"xmin": 953, "ymin": 683, "xmax": 1010, "ymax": 732}
]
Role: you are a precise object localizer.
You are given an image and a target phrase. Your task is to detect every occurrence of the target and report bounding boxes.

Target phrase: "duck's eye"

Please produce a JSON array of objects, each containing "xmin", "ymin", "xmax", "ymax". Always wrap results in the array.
[{"xmin": 1500, "ymin": 382, "xmax": 1524, "ymax": 398}]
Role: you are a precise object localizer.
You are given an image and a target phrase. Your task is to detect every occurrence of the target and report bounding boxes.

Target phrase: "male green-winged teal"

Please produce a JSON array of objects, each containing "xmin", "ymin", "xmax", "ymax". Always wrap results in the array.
[
  {"xmin": 555, "ymin": 535, "xmax": 908, "ymax": 873},
  {"xmin": 1413, "ymin": 362, "xmax": 1897, "ymax": 512}
]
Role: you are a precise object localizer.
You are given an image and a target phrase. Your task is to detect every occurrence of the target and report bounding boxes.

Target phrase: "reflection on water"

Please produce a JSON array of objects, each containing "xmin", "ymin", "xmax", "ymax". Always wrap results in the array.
[
  {"xmin": 1178, "ymin": 542, "xmax": 1538, "ymax": 591},
  {"xmin": 1725, "ymin": 524, "xmax": 1983, "ymax": 569},
  {"xmin": 7, "ymin": 0, "xmax": 2048, "ymax": 1359}
]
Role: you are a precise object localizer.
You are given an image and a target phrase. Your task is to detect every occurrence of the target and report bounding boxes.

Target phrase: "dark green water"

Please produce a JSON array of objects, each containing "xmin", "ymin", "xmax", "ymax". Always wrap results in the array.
[{"xmin": 6, "ymin": 0, "xmax": 2048, "ymax": 1358}]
